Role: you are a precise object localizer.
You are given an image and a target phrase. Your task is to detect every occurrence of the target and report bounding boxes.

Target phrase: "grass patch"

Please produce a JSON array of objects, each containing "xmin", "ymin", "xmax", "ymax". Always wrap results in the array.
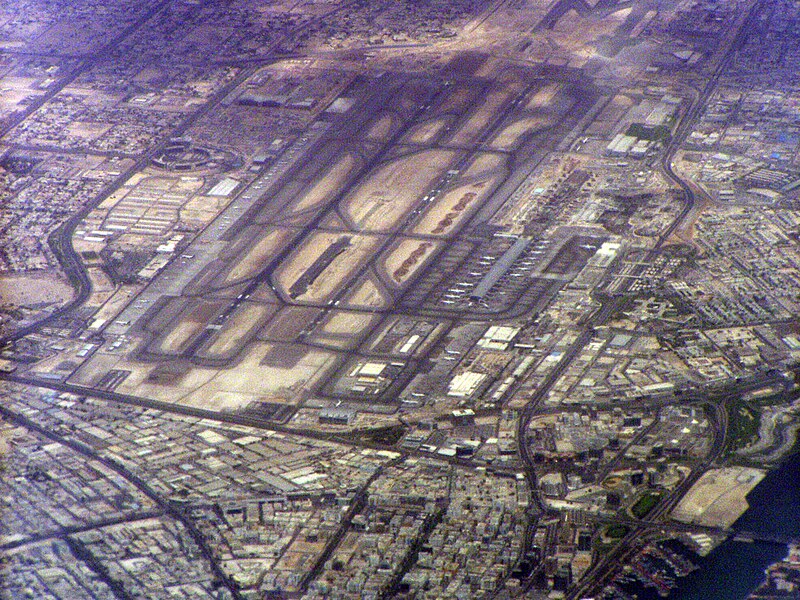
[
  {"xmin": 356, "ymin": 424, "xmax": 407, "ymax": 446},
  {"xmin": 631, "ymin": 492, "xmax": 662, "ymax": 519},
  {"xmin": 725, "ymin": 400, "xmax": 761, "ymax": 456},
  {"xmin": 605, "ymin": 524, "xmax": 629, "ymax": 539}
]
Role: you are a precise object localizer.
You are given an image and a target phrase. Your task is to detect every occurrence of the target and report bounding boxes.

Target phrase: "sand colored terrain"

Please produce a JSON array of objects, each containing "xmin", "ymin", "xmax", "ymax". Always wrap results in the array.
[
  {"xmin": 435, "ymin": 84, "xmax": 476, "ymax": 114},
  {"xmin": 275, "ymin": 232, "xmax": 381, "ymax": 303},
  {"xmin": 200, "ymin": 303, "xmax": 273, "ymax": 359},
  {"xmin": 311, "ymin": 310, "xmax": 381, "ymax": 350},
  {"xmin": 342, "ymin": 149, "xmax": 456, "ymax": 231},
  {"xmin": 412, "ymin": 177, "xmax": 498, "ymax": 237},
  {"xmin": 551, "ymin": 7, "xmax": 633, "ymax": 52},
  {"xmin": 65, "ymin": 120, "xmax": 112, "ymax": 141},
  {"xmin": 0, "ymin": 76, "xmax": 44, "ymax": 112},
  {"xmin": 525, "ymin": 82, "xmax": 563, "ymax": 111},
  {"xmin": 448, "ymin": 85, "xmax": 524, "ymax": 147},
  {"xmin": 365, "ymin": 114, "xmax": 396, "ymax": 141},
  {"xmin": 462, "ymin": 152, "xmax": 507, "ymax": 179},
  {"xmin": 180, "ymin": 194, "xmax": 229, "ymax": 228},
  {"xmin": 382, "ymin": 238, "xmax": 440, "ymax": 286},
  {"xmin": 343, "ymin": 277, "xmax": 390, "ymax": 309},
  {"xmin": 156, "ymin": 299, "xmax": 225, "ymax": 354},
  {"xmin": 319, "ymin": 310, "xmax": 379, "ymax": 336},
  {"xmin": 84, "ymin": 266, "xmax": 117, "ymax": 309},
  {"xmin": 290, "ymin": 153, "xmax": 358, "ymax": 214},
  {"xmin": 158, "ymin": 320, "xmax": 205, "ymax": 355},
  {"xmin": 0, "ymin": 273, "xmax": 73, "ymax": 307},
  {"xmin": 100, "ymin": 342, "xmax": 337, "ymax": 409},
  {"xmin": 87, "ymin": 285, "xmax": 142, "ymax": 330},
  {"xmin": 490, "ymin": 115, "xmax": 554, "ymax": 151},
  {"xmin": 671, "ymin": 467, "xmax": 765, "ymax": 529},
  {"xmin": 224, "ymin": 228, "xmax": 292, "ymax": 284},
  {"xmin": 402, "ymin": 117, "xmax": 450, "ymax": 145}
]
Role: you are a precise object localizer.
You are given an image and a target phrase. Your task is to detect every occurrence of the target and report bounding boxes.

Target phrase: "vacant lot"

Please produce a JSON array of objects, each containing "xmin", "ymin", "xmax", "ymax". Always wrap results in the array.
[{"xmin": 342, "ymin": 149, "xmax": 456, "ymax": 231}]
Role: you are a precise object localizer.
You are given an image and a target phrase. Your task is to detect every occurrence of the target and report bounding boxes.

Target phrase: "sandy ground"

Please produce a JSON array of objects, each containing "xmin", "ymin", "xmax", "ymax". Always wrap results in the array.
[
  {"xmin": 224, "ymin": 228, "xmax": 292, "ymax": 284},
  {"xmin": 91, "ymin": 340, "xmax": 337, "ymax": 410},
  {"xmin": 402, "ymin": 117, "xmax": 450, "ymax": 145},
  {"xmin": 462, "ymin": 152, "xmax": 507, "ymax": 179},
  {"xmin": 290, "ymin": 153, "xmax": 358, "ymax": 214},
  {"xmin": 671, "ymin": 467, "xmax": 765, "ymax": 529},
  {"xmin": 525, "ymin": 82, "xmax": 563, "ymax": 111},
  {"xmin": 319, "ymin": 309, "xmax": 379, "ymax": 336},
  {"xmin": 342, "ymin": 149, "xmax": 456, "ymax": 231},
  {"xmin": 180, "ymin": 194, "xmax": 228, "ymax": 228},
  {"xmin": 201, "ymin": 303, "xmax": 273, "ymax": 358},
  {"xmin": 275, "ymin": 232, "xmax": 380, "ymax": 303},
  {"xmin": 382, "ymin": 238, "xmax": 440, "ymax": 286},
  {"xmin": 0, "ymin": 76, "xmax": 44, "ymax": 113},
  {"xmin": 87, "ymin": 285, "xmax": 142, "ymax": 329},
  {"xmin": 158, "ymin": 320, "xmax": 205, "ymax": 355},
  {"xmin": 84, "ymin": 266, "xmax": 117, "ymax": 309},
  {"xmin": 0, "ymin": 273, "xmax": 73, "ymax": 307},
  {"xmin": 412, "ymin": 177, "xmax": 498, "ymax": 236},
  {"xmin": 490, "ymin": 115, "xmax": 554, "ymax": 151},
  {"xmin": 448, "ymin": 84, "xmax": 524, "ymax": 147},
  {"xmin": 65, "ymin": 120, "xmax": 112, "ymax": 141},
  {"xmin": 365, "ymin": 114, "xmax": 396, "ymax": 141},
  {"xmin": 343, "ymin": 276, "xmax": 390, "ymax": 309}
]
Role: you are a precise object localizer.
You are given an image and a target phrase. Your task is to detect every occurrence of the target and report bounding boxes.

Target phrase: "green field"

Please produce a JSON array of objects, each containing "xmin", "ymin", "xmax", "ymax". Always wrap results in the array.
[
  {"xmin": 630, "ymin": 492, "xmax": 662, "ymax": 518},
  {"xmin": 725, "ymin": 400, "xmax": 761, "ymax": 456}
]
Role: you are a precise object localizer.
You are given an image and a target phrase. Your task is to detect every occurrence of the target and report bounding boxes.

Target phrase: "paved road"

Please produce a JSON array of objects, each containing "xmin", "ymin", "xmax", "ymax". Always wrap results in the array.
[{"xmin": 0, "ymin": 401, "xmax": 245, "ymax": 600}]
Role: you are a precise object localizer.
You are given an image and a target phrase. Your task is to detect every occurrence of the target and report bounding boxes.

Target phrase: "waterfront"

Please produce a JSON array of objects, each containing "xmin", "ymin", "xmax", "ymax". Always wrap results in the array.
[
  {"xmin": 676, "ymin": 452, "xmax": 800, "ymax": 598},
  {"xmin": 617, "ymin": 452, "xmax": 800, "ymax": 599}
]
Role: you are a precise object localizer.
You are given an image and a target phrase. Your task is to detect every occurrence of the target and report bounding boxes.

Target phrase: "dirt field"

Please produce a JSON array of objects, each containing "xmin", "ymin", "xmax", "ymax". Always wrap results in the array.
[
  {"xmin": 275, "ymin": 232, "xmax": 381, "ymax": 303},
  {"xmin": 157, "ymin": 299, "xmax": 225, "ymax": 354},
  {"xmin": 224, "ymin": 228, "xmax": 292, "ymax": 284},
  {"xmin": 462, "ymin": 152, "xmax": 507, "ymax": 179},
  {"xmin": 435, "ymin": 84, "xmax": 476, "ymax": 114},
  {"xmin": 158, "ymin": 320, "xmax": 205, "ymax": 355},
  {"xmin": 311, "ymin": 310, "xmax": 381, "ymax": 349},
  {"xmin": 342, "ymin": 149, "xmax": 456, "ymax": 231},
  {"xmin": 382, "ymin": 238, "xmax": 441, "ymax": 286},
  {"xmin": 202, "ymin": 342, "xmax": 336, "ymax": 405},
  {"xmin": 412, "ymin": 177, "xmax": 498, "ymax": 236},
  {"xmin": 65, "ymin": 120, "xmax": 112, "ymax": 141},
  {"xmin": 402, "ymin": 117, "xmax": 451, "ymax": 145},
  {"xmin": 448, "ymin": 85, "xmax": 524, "ymax": 147},
  {"xmin": 290, "ymin": 153, "xmax": 358, "ymax": 214},
  {"xmin": 490, "ymin": 115, "xmax": 554, "ymax": 151},
  {"xmin": 201, "ymin": 303, "xmax": 273, "ymax": 358},
  {"xmin": 319, "ymin": 309, "xmax": 379, "ymax": 336},
  {"xmin": 343, "ymin": 276, "xmax": 390, "ymax": 309},
  {"xmin": 84, "ymin": 266, "xmax": 117, "ymax": 309},
  {"xmin": 179, "ymin": 193, "xmax": 228, "ymax": 228},
  {"xmin": 525, "ymin": 82, "xmax": 563, "ymax": 110},
  {"xmin": 671, "ymin": 467, "xmax": 765, "ymax": 528},
  {"xmin": 103, "ymin": 339, "xmax": 337, "ymax": 409},
  {"xmin": 0, "ymin": 273, "xmax": 74, "ymax": 307},
  {"xmin": 260, "ymin": 306, "xmax": 324, "ymax": 341},
  {"xmin": 0, "ymin": 76, "xmax": 43, "ymax": 113},
  {"xmin": 365, "ymin": 114, "xmax": 397, "ymax": 141}
]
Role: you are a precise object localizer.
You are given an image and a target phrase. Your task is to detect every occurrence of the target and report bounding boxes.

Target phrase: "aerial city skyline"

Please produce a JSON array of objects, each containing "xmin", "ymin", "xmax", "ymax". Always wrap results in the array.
[{"xmin": 0, "ymin": 0, "xmax": 799, "ymax": 598}]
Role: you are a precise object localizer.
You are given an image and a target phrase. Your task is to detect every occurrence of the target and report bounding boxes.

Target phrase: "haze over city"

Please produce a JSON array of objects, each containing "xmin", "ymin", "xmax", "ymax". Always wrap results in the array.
[{"xmin": 0, "ymin": 0, "xmax": 799, "ymax": 598}]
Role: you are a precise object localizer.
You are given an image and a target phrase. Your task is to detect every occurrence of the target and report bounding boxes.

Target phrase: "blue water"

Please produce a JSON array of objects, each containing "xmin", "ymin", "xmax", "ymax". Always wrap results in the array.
[
  {"xmin": 672, "ymin": 453, "xmax": 800, "ymax": 599},
  {"xmin": 616, "ymin": 453, "xmax": 800, "ymax": 599}
]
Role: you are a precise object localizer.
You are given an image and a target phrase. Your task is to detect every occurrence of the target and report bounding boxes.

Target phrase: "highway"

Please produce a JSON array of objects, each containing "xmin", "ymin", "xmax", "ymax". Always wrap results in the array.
[
  {"xmin": 561, "ymin": 2, "xmax": 773, "ymax": 596},
  {"xmin": 0, "ymin": 62, "xmax": 258, "ymax": 348}
]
